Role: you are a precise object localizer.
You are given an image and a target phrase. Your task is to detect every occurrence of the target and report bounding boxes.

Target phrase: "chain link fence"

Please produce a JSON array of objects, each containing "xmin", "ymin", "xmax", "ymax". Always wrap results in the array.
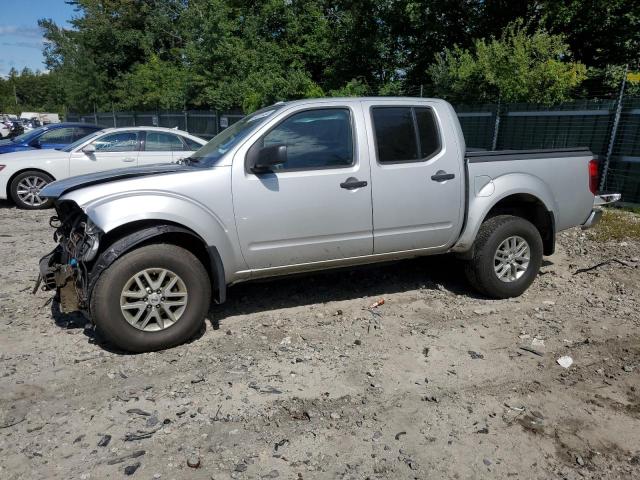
[{"xmin": 69, "ymin": 94, "xmax": 640, "ymax": 204}]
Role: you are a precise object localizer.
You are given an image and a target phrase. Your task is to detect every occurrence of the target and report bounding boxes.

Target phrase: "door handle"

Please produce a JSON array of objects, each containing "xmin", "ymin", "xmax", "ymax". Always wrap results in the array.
[
  {"xmin": 340, "ymin": 177, "xmax": 368, "ymax": 190},
  {"xmin": 431, "ymin": 171, "xmax": 455, "ymax": 182},
  {"xmin": 122, "ymin": 157, "xmax": 136, "ymax": 163}
]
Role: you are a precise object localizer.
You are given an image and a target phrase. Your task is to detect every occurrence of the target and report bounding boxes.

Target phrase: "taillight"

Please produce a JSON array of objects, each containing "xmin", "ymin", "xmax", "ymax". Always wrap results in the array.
[
  {"xmin": 0, "ymin": 165, "xmax": 5, "ymax": 172},
  {"xmin": 589, "ymin": 159, "xmax": 598, "ymax": 195}
]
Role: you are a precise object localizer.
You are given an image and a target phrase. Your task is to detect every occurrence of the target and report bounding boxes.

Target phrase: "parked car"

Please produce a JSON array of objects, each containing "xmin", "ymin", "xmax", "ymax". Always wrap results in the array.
[
  {"xmin": 0, "ymin": 126, "xmax": 206, "ymax": 209},
  {"xmin": 0, "ymin": 121, "xmax": 9, "ymax": 139},
  {"xmin": 0, "ymin": 122, "xmax": 102, "ymax": 154},
  {"xmin": 36, "ymin": 97, "xmax": 620, "ymax": 352},
  {"xmin": 22, "ymin": 118, "xmax": 42, "ymax": 131},
  {"xmin": 7, "ymin": 120, "xmax": 25, "ymax": 138}
]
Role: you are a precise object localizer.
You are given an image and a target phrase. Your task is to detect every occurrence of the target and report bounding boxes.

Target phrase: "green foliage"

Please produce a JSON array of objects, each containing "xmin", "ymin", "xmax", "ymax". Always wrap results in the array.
[
  {"xmin": 0, "ymin": 68, "xmax": 66, "ymax": 114},
  {"xmin": 116, "ymin": 55, "xmax": 189, "ymax": 110},
  {"xmin": 329, "ymin": 79, "xmax": 371, "ymax": 97},
  {"xmin": 429, "ymin": 22, "xmax": 587, "ymax": 104},
  {"xmin": 603, "ymin": 65, "xmax": 640, "ymax": 97},
  {"xmin": 16, "ymin": 0, "xmax": 635, "ymax": 113},
  {"xmin": 540, "ymin": 0, "xmax": 640, "ymax": 69}
]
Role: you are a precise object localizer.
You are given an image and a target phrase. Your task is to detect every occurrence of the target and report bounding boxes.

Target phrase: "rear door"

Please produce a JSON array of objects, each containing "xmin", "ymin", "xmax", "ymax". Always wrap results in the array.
[
  {"xmin": 70, "ymin": 130, "xmax": 141, "ymax": 176},
  {"xmin": 232, "ymin": 104, "xmax": 373, "ymax": 270},
  {"xmin": 138, "ymin": 131, "xmax": 185, "ymax": 166},
  {"xmin": 363, "ymin": 101, "xmax": 464, "ymax": 253}
]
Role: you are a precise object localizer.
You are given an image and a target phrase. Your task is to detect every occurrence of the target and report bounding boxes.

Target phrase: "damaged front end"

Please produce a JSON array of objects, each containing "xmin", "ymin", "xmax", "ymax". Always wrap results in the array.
[{"xmin": 35, "ymin": 201, "xmax": 103, "ymax": 314}]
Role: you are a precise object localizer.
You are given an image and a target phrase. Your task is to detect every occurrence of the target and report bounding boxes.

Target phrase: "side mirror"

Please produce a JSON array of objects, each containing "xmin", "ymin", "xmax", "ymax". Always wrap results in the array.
[
  {"xmin": 30, "ymin": 140, "xmax": 42, "ymax": 149},
  {"xmin": 247, "ymin": 143, "xmax": 287, "ymax": 173},
  {"xmin": 82, "ymin": 144, "xmax": 96, "ymax": 154}
]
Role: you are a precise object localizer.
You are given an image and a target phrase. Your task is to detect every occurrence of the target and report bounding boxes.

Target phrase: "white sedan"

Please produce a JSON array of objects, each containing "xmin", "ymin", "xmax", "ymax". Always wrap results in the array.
[{"xmin": 0, "ymin": 126, "xmax": 206, "ymax": 209}]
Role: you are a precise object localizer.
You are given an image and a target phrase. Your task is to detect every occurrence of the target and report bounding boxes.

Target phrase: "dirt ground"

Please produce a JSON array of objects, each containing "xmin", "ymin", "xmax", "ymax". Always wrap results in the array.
[{"xmin": 0, "ymin": 202, "xmax": 639, "ymax": 480}]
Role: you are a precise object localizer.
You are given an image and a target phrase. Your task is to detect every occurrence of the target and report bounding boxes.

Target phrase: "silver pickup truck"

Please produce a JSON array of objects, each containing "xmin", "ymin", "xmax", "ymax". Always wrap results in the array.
[{"xmin": 36, "ymin": 97, "xmax": 619, "ymax": 352}]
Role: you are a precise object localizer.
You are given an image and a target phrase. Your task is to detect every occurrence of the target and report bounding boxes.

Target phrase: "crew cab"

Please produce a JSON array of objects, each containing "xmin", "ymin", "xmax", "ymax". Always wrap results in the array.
[{"xmin": 35, "ymin": 97, "xmax": 620, "ymax": 352}]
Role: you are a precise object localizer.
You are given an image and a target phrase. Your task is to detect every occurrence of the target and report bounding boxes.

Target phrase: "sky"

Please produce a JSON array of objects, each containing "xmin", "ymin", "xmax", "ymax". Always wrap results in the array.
[{"xmin": 0, "ymin": 0, "xmax": 76, "ymax": 76}]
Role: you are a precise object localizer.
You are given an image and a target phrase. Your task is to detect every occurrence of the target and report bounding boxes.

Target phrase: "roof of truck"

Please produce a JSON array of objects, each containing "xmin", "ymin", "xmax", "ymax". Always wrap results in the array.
[{"xmin": 277, "ymin": 96, "xmax": 443, "ymax": 106}]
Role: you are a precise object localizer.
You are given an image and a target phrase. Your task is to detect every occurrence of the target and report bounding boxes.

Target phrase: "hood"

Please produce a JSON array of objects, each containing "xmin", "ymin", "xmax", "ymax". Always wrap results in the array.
[
  {"xmin": 0, "ymin": 140, "xmax": 31, "ymax": 153},
  {"xmin": 40, "ymin": 163, "xmax": 197, "ymax": 199},
  {"xmin": 0, "ymin": 148, "xmax": 67, "ymax": 162}
]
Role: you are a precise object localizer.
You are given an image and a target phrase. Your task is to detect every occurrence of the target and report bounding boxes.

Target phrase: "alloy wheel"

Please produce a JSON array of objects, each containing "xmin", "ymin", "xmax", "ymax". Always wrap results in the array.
[
  {"xmin": 16, "ymin": 175, "xmax": 48, "ymax": 207},
  {"xmin": 120, "ymin": 268, "xmax": 188, "ymax": 331},
  {"xmin": 493, "ymin": 235, "xmax": 530, "ymax": 283}
]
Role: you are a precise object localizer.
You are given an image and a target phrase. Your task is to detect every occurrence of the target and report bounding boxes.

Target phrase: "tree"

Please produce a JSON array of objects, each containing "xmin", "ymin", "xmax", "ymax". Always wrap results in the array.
[
  {"xmin": 116, "ymin": 55, "xmax": 189, "ymax": 110},
  {"xmin": 429, "ymin": 22, "xmax": 587, "ymax": 104},
  {"xmin": 540, "ymin": 0, "xmax": 640, "ymax": 69}
]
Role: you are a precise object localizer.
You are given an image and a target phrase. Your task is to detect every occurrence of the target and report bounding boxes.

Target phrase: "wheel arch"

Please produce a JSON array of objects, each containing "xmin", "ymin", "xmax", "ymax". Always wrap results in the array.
[
  {"xmin": 482, "ymin": 193, "xmax": 555, "ymax": 255},
  {"xmin": 453, "ymin": 175, "xmax": 557, "ymax": 257},
  {"xmin": 88, "ymin": 220, "xmax": 226, "ymax": 306},
  {"xmin": 6, "ymin": 167, "xmax": 56, "ymax": 200}
]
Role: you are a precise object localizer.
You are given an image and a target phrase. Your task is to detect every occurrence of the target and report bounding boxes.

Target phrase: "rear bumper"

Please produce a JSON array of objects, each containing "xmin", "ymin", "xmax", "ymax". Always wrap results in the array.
[
  {"xmin": 581, "ymin": 209, "xmax": 603, "ymax": 229},
  {"xmin": 581, "ymin": 193, "xmax": 621, "ymax": 230},
  {"xmin": 593, "ymin": 193, "xmax": 621, "ymax": 206}
]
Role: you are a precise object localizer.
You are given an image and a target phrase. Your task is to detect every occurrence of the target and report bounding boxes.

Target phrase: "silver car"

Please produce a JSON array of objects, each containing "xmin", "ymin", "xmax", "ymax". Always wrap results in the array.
[{"xmin": 36, "ymin": 97, "xmax": 619, "ymax": 352}]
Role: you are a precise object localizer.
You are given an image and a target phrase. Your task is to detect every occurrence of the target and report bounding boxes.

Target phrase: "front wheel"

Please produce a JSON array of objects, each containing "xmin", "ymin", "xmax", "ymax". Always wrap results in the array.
[
  {"xmin": 10, "ymin": 170, "xmax": 54, "ymax": 209},
  {"xmin": 90, "ymin": 244, "xmax": 211, "ymax": 352},
  {"xmin": 465, "ymin": 215, "xmax": 543, "ymax": 299}
]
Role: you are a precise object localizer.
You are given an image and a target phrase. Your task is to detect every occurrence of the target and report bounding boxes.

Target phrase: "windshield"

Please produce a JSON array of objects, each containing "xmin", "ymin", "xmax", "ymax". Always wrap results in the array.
[
  {"xmin": 62, "ymin": 130, "xmax": 103, "ymax": 152},
  {"xmin": 188, "ymin": 106, "xmax": 284, "ymax": 166},
  {"xmin": 11, "ymin": 126, "xmax": 46, "ymax": 143}
]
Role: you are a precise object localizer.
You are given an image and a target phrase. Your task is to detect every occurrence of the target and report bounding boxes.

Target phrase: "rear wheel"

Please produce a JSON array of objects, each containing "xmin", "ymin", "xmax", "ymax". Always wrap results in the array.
[
  {"xmin": 10, "ymin": 170, "xmax": 54, "ymax": 209},
  {"xmin": 465, "ymin": 215, "xmax": 543, "ymax": 298},
  {"xmin": 90, "ymin": 244, "xmax": 211, "ymax": 352}
]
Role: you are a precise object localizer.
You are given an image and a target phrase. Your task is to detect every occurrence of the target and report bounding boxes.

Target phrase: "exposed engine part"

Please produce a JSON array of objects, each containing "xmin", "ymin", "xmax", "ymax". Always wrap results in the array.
[{"xmin": 38, "ymin": 248, "xmax": 75, "ymax": 291}]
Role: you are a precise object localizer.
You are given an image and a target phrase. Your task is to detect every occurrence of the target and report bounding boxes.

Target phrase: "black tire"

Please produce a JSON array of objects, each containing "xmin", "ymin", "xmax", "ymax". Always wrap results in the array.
[
  {"xmin": 465, "ymin": 215, "xmax": 543, "ymax": 299},
  {"xmin": 90, "ymin": 244, "xmax": 211, "ymax": 352},
  {"xmin": 10, "ymin": 170, "xmax": 54, "ymax": 209}
]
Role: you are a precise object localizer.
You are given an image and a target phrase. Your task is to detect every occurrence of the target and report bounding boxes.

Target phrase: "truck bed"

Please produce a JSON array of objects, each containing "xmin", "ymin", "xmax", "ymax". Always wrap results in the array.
[
  {"xmin": 463, "ymin": 147, "xmax": 595, "ymax": 234},
  {"xmin": 466, "ymin": 147, "xmax": 593, "ymax": 162}
]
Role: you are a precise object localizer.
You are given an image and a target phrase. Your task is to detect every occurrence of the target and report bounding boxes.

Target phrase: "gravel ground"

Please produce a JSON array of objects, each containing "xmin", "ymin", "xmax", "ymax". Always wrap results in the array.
[{"xmin": 1, "ymin": 202, "xmax": 639, "ymax": 480}]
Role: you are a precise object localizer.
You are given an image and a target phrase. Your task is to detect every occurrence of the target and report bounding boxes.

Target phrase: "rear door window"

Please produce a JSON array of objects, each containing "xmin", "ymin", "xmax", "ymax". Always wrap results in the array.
[
  {"xmin": 415, "ymin": 108, "xmax": 441, "ymax": 159},
  {"xmin": 145, "ymin": 132, "xmax": 185, "ymax": 151},
  {"xmin": 182, "ymin": 136, "xmax": 203, "ymax": 151},
  {"xmin": 371, "ymin": 107, "xmax": 419, "ymax": 163},
  {"xmin": 371, "ymin": 106, "xmax": 441, "ymax": 163}
]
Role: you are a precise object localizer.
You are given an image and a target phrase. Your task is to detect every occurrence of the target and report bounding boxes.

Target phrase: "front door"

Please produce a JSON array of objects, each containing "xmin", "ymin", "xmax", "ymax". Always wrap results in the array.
[
  {"xmin": 70, "ymin": 130, "xmax": 141, "ymax": 176},
  {"xmin": 232, "ymin": 105, "xmax": 373, "ymax": 270},
  {"xmin": 363, "ymin": 102, "xmax": 464, "ymax": 253}
]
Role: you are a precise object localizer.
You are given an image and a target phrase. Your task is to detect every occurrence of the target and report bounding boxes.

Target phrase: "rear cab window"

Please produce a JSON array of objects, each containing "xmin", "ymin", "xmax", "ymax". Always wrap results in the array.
[{"xmin": 371, "ymin": 106, "xmax": 441, "ymax": 164}]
